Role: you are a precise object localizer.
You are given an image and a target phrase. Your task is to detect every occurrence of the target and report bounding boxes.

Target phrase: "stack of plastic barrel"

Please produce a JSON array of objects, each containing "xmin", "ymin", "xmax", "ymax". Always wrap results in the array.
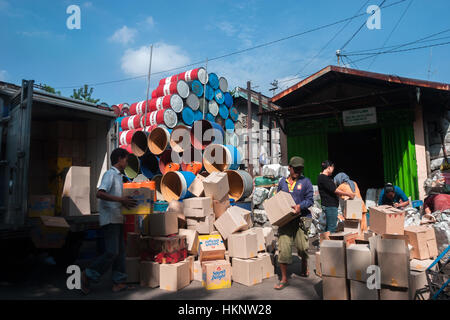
[{"xmin": 110, "ymin": 67, "xmax": 245, "ymax": 199}]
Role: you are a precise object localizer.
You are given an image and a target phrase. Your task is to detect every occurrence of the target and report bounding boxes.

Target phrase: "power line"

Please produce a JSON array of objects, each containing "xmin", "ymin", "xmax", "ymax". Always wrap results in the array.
[
  {"xmin": 54, "ymin": 0, "xmax": 407, "ymax": 90},
  {"xmin": 367, "ymin": 0, "xmax": 414, "ymax": 69},
  {"xmin": 340, "ymin": 0, "xmax": 387, "ymax": 51},
  {"xmin": 296, "ymin": 0, "xmax": 370, "ymax": 75}
]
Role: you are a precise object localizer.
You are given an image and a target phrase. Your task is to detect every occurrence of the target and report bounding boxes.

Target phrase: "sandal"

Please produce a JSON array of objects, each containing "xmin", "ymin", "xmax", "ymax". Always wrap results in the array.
[
  {"xmin": 112, "ymin": 283, "xmax": 135, "ymax": 293},
  {"xmin": 274, "ymin": 281, "xmax": 289, "ymax": 290}
]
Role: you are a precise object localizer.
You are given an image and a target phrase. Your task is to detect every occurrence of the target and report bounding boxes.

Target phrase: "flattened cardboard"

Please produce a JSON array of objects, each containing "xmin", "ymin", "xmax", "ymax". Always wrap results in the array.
[
  {"xmin": 410, "ymin": 259, "xmax": 435, "ymax": 272},
  {"xmin": 179, "ymin": 229, "xmax": 199, "ymax": 255},
  {"xmin": 322, "ymin": 276, "xmax": 349, "ymax": 300},
  {"xmin": 404, "ymin": 225, "xmax": 438, "ymax": 260},
  {"xmin": 263, "ymin": 191, "xmax": 299, "ymax": 227},
  {"xmin": 159, "ymin": 261, "xmax": 190, "ymax": 292},
  {"xmin": 61, "ymin": 166, "xmax": 91, "ymax": 216},
  {"xmin": 320, "ymin": 240, "xmax": 346, "ymax": 278},
  {"xmin": 140, "ymin": 261, "xmax": 160, "ymax": 288},
  {"xmin": 231, "ymin": 258, "xmax": 263, "ymax": 287}
]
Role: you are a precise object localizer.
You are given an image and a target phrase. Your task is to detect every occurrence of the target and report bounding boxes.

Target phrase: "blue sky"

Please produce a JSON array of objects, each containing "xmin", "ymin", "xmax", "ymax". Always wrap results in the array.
[{"xmin": 1, "ymin": 0, "xmax": 449, "ymax": 105}]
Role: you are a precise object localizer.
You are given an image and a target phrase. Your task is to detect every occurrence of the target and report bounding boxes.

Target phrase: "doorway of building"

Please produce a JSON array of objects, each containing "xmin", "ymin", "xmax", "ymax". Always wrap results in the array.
[{"xmin": 327, "ymin": 128, "xmax": 385, "ymax": 199}]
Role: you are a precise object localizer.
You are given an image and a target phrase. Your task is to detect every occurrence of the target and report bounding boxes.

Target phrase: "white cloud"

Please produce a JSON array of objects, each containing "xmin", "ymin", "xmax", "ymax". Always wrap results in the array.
[
  {"xmin": 109, "ymin": 26, "xmax": 137, "ymax": 45},
  {"xmin": 120, "ymin": 43, "xmax": 191, "ymax": 77},
  {"xmin": 0, "ymin": 70, "xmax": 7, "ymax": 81},
  {"xmin": 145, "ymin": 16, "xmax": 155, "ymax": 27},
  {"xmin": 218, "ymin": 22, "xmax": 236, "ymax": 37}
]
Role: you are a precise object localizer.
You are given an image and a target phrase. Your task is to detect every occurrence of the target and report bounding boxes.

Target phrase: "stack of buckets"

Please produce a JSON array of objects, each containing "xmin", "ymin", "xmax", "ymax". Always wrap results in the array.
[{"xmin": 111, "ymin": 68, "xmax": 248, "ymax": 206}]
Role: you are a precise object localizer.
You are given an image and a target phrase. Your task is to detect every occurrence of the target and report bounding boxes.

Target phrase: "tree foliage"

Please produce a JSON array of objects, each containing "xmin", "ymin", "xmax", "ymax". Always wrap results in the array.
[
  {"xmin": 71, "ymin": 84, "xmax": 100, "ymax": 104},
  {"xmin": 41, "ymin": 84, "xmax": 61, "ymax": 95}
]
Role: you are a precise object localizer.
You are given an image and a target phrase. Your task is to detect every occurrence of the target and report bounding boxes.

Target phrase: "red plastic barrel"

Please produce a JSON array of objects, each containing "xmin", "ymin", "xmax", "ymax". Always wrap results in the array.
[
  {"xmin": 149, "ymin": 94, "xmax": 183, "ymax": 113},
  {"xmin": 159, "ymin": 149, "xmax": 182, "ymax": 175},
  {"xmin": 121, "ymin": 115, "xmax": 142, "ymax": 130},
  {"xmin": 129, "ymin": 100, "xmax": 150, "ymax": 115},
  {"xmin": 119, "ymin": 128, "xmax": 143, "ymax": 146},
  {"xmin": 151, "ymin": 80, "xmax": 190, "ymax": 99},
  {"xmin": 159, "ymin": 74, "xmax": 180, "ymax": 86},
  {"xmin": 119, "ymin": 144, "xmax": 133, "ymax": 154},
  {"xmin": 177, "ymin": 67, "xmax": 208, "ymax": 85},
  {"xmin": 142, "ymin": 109, "xmax": 178, "ymax": 129}
]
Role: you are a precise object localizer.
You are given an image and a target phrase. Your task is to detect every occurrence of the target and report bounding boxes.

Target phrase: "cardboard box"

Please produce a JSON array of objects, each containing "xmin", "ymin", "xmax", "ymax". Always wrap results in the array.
[
  {"xmin": 202, "ymin": 172, "xmax": 229, "ymax": 201},
  {"xmin": 346, "ymin": 243, "xmax": 375, "ymax": 282},
  {"xmin": 242, "ymin": 227, "xmax": 266, "ymax": 252},
  {"xmin": 198, "ymin": 234, "xmax": 226, "ymax": 262},
  {"xmin": 126, "ymin": 257, "xmax": 140, "ymax": 283},
  {"xmin": 122, "ymin": 183, "xmax": 154, "ymax": 215},
  {"xmin": 213, "ymin": 195, "xmax": 231, "ymax": 219},
  {"xmin": 140, "ymin": 261, "xmax": 160, "ymax": 288},
  {"xmin": 193, "ymin": 260, "xmax": 202, "ymax": 282},
  {"xmin": 322, "ymin": 276, "xmax": 349, "ymax": 300},
  {"xmin": 202, "ymin": 260, "xmax": 232, "ymax": 290},
  {"xmin": 159, "ymin": 261, "xmax": 190, "ymax": 292},
  {"xmin": 214, "ymin": 207, "xmax": 248, "ymax": 240},
  {"xmin": 30, "ymin": 216, "xmax": 70, "ymax": 249},
  {"xmin": 184, "ymin": 256, "xmax": 195, "ymax": 282},
  {"xmin": 228, "ymin": 206, "xmax": 252, "ymax": 228},
  {"xmin": 344, "ymin": 199, "xmax": 363, "ymax": 220},
  {"xmin": 404, "ymin": 225, "xmax": 438, "ymax": 260},
  {"xmin": 228, "ymin": 232, "xmax": 258, "ymax": 259},
  {"xmin": 126, "ymin": 232, "xmax": 141, "ymax": 257},
  {"xmin": 167, "ymin": 200, "xmax": 185, "ymax": 228},
  {"xmin": 409, "ymin": 270, "xmax": 429, "ymax": 300},
  {"xmin": 183, "ymin": 197, "xmax": 213, "ymax": 218},
  {"xmin": 231, "ymin": 258, "xmax": 263, "ymax": 287},
  {"xmin": 179, "ymin": 229, "xmax": 199, "ymax": 256},
  {"xmin": 315, "ymin": 251, "xmax": 322, "ymax": 277},
  {"xmin": 410, "ymin": 259, "xmax": 434, "ymax": 272},
  {"xmin": 186, "ymin": 213, "xmax": 215, "ymax": 235},
  {"xmin": 28, "ymin": 195, "xmax": 55, "ymax": 217},
  {"xmin": 148, "ymin": 212, "xmax": 178, "ymax": 236},
  {"xmin": 188, "ymin": 174, "xmax": 205, "ymax": 197},
  {"xmin": 344, "ymin": 219, "xmax": 361, "ymax": 234},
  {"xmin": 146, "ymin": 235, "xmax": 187, "ymax": 255},
  {"xmin": 320, "ymin": 240, "xmax": 346, "ymax": 278},
  {"xmin": 376, "ymin": 235, "xmax": 410, "ymax": 288},
  {"xmin": 350, "ymin": 280, "xmax": 379, "ymax": 300},
  {"xmin": 369, "ymin": 205, "xmax": 405, "ymax": 235},
  {"xmin": 380, "ymin": 286, "xmax": 410, "ymax": 300},
  {"xmin": 262, "ymin": 191, "xmax": 298, "ymax": 227},
  {"xmin": 61, "ymin": 166, "xmax": 91, "ymax": 216},
  {"xmin": 257, "ymin": 252, "xmax": 275, "ymax": 279}
]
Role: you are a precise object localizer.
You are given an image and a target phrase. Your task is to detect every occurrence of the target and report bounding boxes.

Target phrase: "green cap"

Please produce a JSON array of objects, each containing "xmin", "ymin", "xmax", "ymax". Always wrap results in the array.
[{"xmin": 289, "ymin": 156, "xmax": 304, "ymax": 168}]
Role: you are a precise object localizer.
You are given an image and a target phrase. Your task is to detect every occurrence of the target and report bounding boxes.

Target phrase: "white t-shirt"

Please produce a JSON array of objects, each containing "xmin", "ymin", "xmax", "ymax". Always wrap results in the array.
[{"xmin": 98, "ymin": 166, "xmax": 124, "ymax": 226}]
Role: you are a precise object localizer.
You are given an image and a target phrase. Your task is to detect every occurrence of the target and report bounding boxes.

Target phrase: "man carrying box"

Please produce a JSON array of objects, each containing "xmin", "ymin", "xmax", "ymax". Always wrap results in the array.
[
  {"xmin": 274, "ymin": 156, "xmax": 314, "ymax": 290},
  {"xmin": 81, "ymin": 148, "xmax": 137, "ymax": 295}
]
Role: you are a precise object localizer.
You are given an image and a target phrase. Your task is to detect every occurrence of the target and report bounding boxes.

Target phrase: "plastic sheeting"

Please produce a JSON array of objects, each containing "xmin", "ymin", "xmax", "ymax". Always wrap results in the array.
[
  {"xmin": 253, "ymin": 187, "xmax": 269, "ymax": 206},
  {"xmin": 262, "ymin": 164, "xmax": 289, "ymax": 179},
  {"xmin": 404, "ymin": 207, "xmax": 421, "ymax": 227},
  {"xmin": 431, "ymin": 210, "xmax": 450, "ymax": 261}
]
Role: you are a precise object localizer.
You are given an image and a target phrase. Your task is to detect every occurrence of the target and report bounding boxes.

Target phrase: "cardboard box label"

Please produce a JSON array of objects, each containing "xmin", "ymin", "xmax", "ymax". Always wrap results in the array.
[
  {"xmin": 198, "ymin": 234, "xmax": 226, "ymax": 262},
  {"xmin": 122, "ymin": 183, "xmax": 154, "ymax": 215},
  {"xmin": 202, "ymin": 260, "xmax": 232, "ymax": 290}
]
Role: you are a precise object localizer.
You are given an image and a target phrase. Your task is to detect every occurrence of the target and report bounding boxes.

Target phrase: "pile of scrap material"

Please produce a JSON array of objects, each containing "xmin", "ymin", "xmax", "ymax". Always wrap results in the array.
[{"xmin": 315, "ymin": 204, "xmax": 441, "ymax": 300}]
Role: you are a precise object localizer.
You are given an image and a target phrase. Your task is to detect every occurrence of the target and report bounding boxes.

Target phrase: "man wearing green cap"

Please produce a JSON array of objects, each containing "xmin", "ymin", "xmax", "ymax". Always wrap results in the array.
[{"xmin": 274, "ymin": 156, "xmax": 314, "ymax": 290}]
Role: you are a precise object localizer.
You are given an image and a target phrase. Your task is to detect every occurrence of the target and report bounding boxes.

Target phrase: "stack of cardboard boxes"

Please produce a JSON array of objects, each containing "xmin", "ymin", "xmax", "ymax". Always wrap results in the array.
[
  {"xmin": 122, "ymin": 170, "xmax": 277, "ymax": 292},
  {"xmin": 315, "ymin": 203, "xmax": 439, "ymax": 300}
]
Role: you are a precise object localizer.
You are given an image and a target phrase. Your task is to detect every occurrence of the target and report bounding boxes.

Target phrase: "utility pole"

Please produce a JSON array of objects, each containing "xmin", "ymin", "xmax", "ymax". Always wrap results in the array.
[
  {"xmin": 258, "ymin": 92, "xmax": 263, "ymax": 176},
  {"xmin": 247, "ymin": 81, "xmax": 253, "ymax": 177},
  {"xmin": 336, "ymin": 49, "xmax": 341, "ymax": 66},
  {"xmin": 144, "ymin": 44, "xmax": 153, "ymax": 132}
]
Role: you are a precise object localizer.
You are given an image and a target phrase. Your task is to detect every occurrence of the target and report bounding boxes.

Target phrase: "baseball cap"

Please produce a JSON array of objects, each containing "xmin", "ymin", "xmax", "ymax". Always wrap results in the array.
[{"xmin": 289, "ymin": 156, "xmax": 304, "ymax": 168}]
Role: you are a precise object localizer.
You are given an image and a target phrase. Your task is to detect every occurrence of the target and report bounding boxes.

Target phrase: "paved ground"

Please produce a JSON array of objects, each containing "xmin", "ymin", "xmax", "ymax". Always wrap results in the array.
[{"xmin": 0, "ymin": 248, "xmax": 323, "ymax": 300}]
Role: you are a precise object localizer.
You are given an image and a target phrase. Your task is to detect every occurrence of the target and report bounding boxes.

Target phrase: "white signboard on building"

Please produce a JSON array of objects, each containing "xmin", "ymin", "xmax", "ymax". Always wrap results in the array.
[{"xmin": 342, "ymin": 107, "xmax": 377, "ymax": 127}]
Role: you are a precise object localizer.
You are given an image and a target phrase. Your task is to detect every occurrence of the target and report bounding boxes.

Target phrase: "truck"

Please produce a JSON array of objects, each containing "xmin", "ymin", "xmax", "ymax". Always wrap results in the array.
[{"xmin": 0, "ymin": 80, "xmax": 118, "ymax": 267}]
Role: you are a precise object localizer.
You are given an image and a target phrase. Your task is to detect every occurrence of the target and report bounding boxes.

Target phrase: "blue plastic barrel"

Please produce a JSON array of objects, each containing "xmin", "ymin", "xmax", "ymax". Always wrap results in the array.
[
  {"xmin": 160, "ymin": 171, "xmax": 196, "ymax": 201},
  {"xmin": 208, "ymin": 73, "xmax": 219, "ymax": 90},
  {"xmin": 224, "ymin": 92, "xmax": 233, "ymax": 108},
  {"xmin": 229, "ymin": 107, "xmax": 239, "ymax": 121},
  {"xmin": 206, "ymin": 113, "xmax": 215, "ymax": 123},
  {"xmin": 205, "ymin": 84, "xmax": 215, "ymax": 101},
  {"xmin": 225, "ymin": 144, "xmax": 241, "ymax": 170},
  {"xmin": 191, "ymin": 80, "xmax": 204, "ymax": 97},
  {"xmin": 116, "ymin": 116, "xmax": 125, "ymax": 127},
  {"xmin": 225, "ymin": 118, "xmax": 235, "ymax": 131},
  {"xmin": 214, "ymin": 89, "xmax": 225, "ymax": 104},
  {"xmin": 219, "ymin": 104, "xmax": 229, "ymax": 119},
  {"xmin": 139, "ymin": 151, "xmax": 160, "ymax": 179},
  {"xmin": 182, "ymin": 107, "xmax": 195, "ymax": 126},
  {"xmin": 194, "ymin": 110, "xmax": 203, "ymax": 121}
]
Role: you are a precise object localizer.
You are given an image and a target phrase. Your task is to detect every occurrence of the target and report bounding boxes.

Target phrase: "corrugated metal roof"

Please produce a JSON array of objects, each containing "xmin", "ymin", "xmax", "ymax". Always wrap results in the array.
[{"xmin": 232, "ymin": 87, "xmax": 280, "ymax": 111}]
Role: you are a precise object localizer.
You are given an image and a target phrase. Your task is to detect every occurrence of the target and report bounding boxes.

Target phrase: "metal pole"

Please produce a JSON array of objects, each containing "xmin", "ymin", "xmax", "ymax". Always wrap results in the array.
[
  {"xmin": 144, "ymin": 44, "xmax": 153, "ymax": 132},
  {"xmin": 258, "ymin": 92, "xmax": 263, "ymax": 175},
  {"xmin": 202, "ymin": 58, "xmax": 208, "ymax": 120},
  {"xmin": 247, "ymin": 81, "xmax": 253, "ymax": 177}
]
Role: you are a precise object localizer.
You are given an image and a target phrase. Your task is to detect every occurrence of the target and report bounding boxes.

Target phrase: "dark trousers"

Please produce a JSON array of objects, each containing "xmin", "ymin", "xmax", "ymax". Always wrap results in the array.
[{"xmin": 85, "ymin": 223, "xmax": 127, "ymax": 284}]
